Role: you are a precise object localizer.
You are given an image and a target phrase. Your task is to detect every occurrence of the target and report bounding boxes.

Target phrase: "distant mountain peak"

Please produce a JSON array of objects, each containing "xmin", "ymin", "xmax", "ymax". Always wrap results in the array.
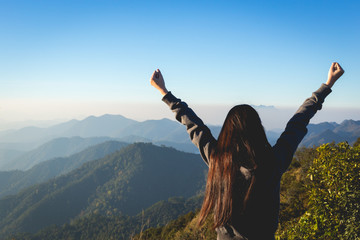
[
  {"xmin": 250, "ymin": 104, "xmax": 276, "ymax": 110},
  {"xmin": 82, "ymin": 114, "xmax": 134, "ymax": 121},
  {"xmin": 340, "ymin": 119, "xmax": 360, "ymax": 125},
  {"xmin": 142, "ymin": 118, "xmax": 176, "ymax": 123}
]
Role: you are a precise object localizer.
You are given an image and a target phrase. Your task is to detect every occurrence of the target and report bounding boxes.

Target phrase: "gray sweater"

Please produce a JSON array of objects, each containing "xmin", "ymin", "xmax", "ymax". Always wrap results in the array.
[{"xmin": 162, "ymin": 84, "xmax": 332, "ymax": 240}]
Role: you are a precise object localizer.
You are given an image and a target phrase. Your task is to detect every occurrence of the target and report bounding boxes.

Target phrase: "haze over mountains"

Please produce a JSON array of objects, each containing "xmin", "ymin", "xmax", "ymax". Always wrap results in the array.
[
  {"xmin": 0, "ymin": 141, "xmax": 128, "ymax": 198},
  {"xmin": 1, "ymin": 114, "xmax": 359, "ymax": 172},
  {"xmin": 0, "ymin": 137, "xmax": 114, "ymax": 170}
]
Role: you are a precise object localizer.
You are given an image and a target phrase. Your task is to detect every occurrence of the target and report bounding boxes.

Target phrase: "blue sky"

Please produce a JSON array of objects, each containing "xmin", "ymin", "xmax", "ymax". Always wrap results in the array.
[{"xmin": 0, "ymin": 0, "xmax": 359, "ymax": 129}]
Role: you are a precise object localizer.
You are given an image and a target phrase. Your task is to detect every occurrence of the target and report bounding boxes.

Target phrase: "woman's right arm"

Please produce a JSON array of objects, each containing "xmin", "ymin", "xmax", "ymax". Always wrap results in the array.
[
  {"xmin": 150, "ymin": 69, "xmax": 216, "ymax": 165},
  {"xmin": 273, "ymin": 62, "xmax": 344, "ymax": 174}
]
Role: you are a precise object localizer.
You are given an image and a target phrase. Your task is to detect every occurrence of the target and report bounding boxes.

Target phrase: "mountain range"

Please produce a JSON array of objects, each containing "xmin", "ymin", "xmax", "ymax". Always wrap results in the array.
[
  {"xmin": 0, "ymin": 115, "xmax": 204, "ymax": 170},
  {"xmin": 0, "ymin": 143, "xmax": 207, "ymax": 238},
  {"xmin": 0, "ymin": 115, "xmax": 192, "ymax": 148},
  {"xmin": 0, "ymin": 114, "xmax": 359, "ymax": 172},
  {"xmin": 303, "ymin": 120, "xmax": 360, "ymax": 147},
  {"xmin": 0, "ymin": 136, "xmax": 114, "ymax": 170},
  {"xmin": 0, "ymin": 141, "xmax": 128, "ymax": 198}
]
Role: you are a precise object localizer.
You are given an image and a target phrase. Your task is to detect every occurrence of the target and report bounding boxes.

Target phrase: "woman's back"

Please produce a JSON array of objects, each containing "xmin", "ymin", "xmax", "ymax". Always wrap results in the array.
[{"xmin": 230, "ymin": 151, "xmax": 280, "ymax": 239}]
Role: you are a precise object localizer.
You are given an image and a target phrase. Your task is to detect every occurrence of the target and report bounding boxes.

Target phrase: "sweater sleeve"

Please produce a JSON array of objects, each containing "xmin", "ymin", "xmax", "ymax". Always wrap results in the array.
[
  {"xmin": 273, "ymin": 84, "xmax": 332, "ymax": 174},
  {"xmin": 162, "ymin": 92, "xmax": 217, "ymax": 166}
]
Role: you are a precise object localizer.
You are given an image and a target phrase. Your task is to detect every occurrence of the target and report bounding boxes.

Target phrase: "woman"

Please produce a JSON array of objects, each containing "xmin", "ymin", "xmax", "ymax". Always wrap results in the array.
[{"xmin": 150, "ymin": 62, "xmax": 344, "ymax": 240}]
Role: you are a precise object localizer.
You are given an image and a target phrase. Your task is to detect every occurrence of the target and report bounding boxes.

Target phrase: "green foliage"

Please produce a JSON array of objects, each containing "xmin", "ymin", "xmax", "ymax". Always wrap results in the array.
[
  {"xmin": 173, "ymin": 213, "xmax": 216, "ymax": 240},
  {"xmin": 277, "ymin": 147, "xmax": 317, "ymax": 234},
  {"xmin": 278, "ymin": 142, "xmax": 360, "ymax": 239},
  {"xmin": 133, "ymin": 211, "xmax": 216, "ymax": 240},
  {"xmin": 133, "ymin": 211, "xmax": 197, "ymax": 240}
]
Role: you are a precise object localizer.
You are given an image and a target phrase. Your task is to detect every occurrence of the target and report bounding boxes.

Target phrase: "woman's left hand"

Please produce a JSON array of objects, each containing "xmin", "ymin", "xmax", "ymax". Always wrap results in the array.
[{"xmin": 150, "ymin": 69, "xmax": 168, "ymax": 96}]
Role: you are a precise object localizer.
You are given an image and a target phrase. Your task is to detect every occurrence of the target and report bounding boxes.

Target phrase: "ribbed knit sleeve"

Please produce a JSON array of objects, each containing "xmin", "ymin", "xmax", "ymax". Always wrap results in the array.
[
  {"xmin": 162, "ymin": 92, "xmax": 217, "ymax": 166},
  {"xmin": 273, "ymin": 84, "xmax": 332, "ymax": 174}
]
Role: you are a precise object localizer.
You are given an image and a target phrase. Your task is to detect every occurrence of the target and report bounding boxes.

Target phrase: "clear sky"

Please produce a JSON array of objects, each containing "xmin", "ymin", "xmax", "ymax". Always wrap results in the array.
[{"xmin": 0, "ymin": 0, "xmax": 359, "ymax": 130}]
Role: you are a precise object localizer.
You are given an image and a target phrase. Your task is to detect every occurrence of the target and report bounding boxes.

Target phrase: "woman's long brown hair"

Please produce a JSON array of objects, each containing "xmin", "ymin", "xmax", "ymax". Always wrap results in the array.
[{"xmin": 198, "ymin": 104, "xmax": 270, "ymax": 229}]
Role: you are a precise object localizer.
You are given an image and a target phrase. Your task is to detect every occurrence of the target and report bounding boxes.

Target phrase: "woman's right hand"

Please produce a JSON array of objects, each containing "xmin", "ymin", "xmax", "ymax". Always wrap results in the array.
[
  {"xmin": 150, "ymin": 69, "xmax": 168, "ymax": 96},
  {"xmin": 326, "ymin": 62, "xmax": 344, "ymax": 88}
]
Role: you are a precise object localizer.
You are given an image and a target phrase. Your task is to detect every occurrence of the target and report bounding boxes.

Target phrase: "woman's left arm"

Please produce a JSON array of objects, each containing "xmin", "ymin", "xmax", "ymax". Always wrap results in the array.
[{"xmin": 150, "ymin": 69, "xmax": 216, "ymax": 165}]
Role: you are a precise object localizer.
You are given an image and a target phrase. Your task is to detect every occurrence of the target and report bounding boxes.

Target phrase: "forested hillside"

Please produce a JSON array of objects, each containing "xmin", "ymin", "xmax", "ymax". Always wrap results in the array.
[
  {"xmin": 8, "ymin": 196, "xmax": 204, "ymax": 240},
  {"xmin": 0, "ymin": 143, "xmax": 207, "ymax": 239},
  {"xmin": 0, "ymin": 141, "xmax": 128, "ymax": 198}
]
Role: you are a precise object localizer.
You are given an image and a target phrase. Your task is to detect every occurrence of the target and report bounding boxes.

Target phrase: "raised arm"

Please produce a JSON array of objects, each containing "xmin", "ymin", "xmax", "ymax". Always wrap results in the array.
[
  {"xmin": 273, "ymin": 62, "xmax": 344, "ymax": 174},
  {"xmin": 150, "ymin": 69, "xmax": 216, "ymax": 165}
]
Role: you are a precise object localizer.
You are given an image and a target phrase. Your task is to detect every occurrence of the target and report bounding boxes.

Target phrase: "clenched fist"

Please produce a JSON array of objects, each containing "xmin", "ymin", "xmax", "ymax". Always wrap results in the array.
[
  {"xmin": 150, "ymin": 69, "xmax": 168, "ymax": 96},
  {"xmin": 326, "ymin": 62, "xmax": 344, "ymax": 88}
]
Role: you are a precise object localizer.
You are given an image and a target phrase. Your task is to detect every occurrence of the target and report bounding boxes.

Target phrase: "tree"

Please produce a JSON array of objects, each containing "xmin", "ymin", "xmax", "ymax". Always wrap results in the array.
[{"xmin": 279, "ymin": 142, "xmax": 360, "ymax": 239}]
